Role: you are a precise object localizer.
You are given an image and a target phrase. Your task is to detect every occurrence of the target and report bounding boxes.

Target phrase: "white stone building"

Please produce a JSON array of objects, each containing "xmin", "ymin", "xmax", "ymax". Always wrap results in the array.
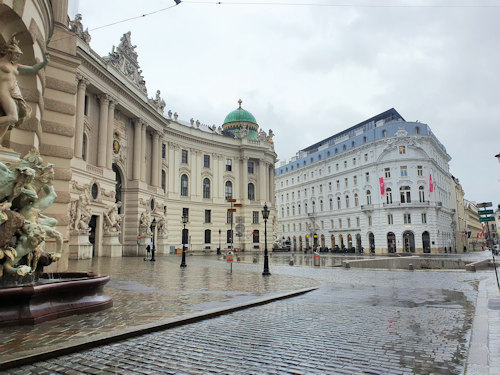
[{"xmin": 275, "ymin": 109, "xmax": 455, "ymax": 254}]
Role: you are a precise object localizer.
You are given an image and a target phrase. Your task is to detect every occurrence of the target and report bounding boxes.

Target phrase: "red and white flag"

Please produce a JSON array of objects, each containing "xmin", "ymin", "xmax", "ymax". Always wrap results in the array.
[
  {"xmin": 379, "ymin": 177, "xmax": 385, "ymax": 195},
  {"xmin": 429, "ymin": 174, "xmax": 434, "ymax": 193}
]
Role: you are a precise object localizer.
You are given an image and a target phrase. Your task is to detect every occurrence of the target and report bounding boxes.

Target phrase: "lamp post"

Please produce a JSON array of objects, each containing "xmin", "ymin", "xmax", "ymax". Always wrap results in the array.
[
  {"xmin": 151, "ymin": 217, "xmax": 156, "ymax": 261},
  {"xmin": 218, "ymin": 229, "xmax": 221, "ymax": 255},
  {"xmin": 261, "ymin": 202, "xmax": 271, "ymax": 276},
  {"xmin": 181, "ymin": 214, "xmax": 188, "ymax": 268}
]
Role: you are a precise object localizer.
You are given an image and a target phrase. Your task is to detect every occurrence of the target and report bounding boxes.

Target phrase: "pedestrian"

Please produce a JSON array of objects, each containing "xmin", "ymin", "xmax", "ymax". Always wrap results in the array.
[{"xmin": 144, "ymin": 244, "xmax": 151, "ymax": 261}]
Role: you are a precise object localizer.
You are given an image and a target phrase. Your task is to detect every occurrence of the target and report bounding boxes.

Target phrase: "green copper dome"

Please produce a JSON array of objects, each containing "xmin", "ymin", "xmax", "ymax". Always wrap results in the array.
[{"xmin": 223, "ymin": 99, "xmax": 258, "ymax": 125}]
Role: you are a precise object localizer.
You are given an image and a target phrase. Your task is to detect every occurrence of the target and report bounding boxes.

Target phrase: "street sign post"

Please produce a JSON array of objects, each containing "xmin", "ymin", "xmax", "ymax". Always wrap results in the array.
[
  {"xmin": 477, "ymin": 202, "xmax": 493, "ymax": 208},
  {"xmin": 479, "ymin": 210, "xmax": 494, "ymax": 215},
  {"xmin": 480, "ymin": 217, "xmax": 496, "ymax": 222}
]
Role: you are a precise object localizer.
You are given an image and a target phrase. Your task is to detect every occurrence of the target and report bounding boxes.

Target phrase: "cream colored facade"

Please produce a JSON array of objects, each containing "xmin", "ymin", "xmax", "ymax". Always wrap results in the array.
[
  {"xmin": 3, "ymin": 1, "xmax": 277, "ymax": 262},
  {"xmin": 464, "ymin": 200, "xmax": 484, "ymax": 251},
  {"xmin": 450, "ymin": 175, "xmax": 467, "ymax": 252}
]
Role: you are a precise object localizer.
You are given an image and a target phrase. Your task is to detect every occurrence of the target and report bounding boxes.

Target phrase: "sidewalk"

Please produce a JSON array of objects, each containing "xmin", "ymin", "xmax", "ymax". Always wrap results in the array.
[
  {"xmin": 0, "ymin": 256, "xmax": 318, "ymax": 370},
  {"xmin": 467, "ymin": 272, "xmax": 500, "ymax": 374}
]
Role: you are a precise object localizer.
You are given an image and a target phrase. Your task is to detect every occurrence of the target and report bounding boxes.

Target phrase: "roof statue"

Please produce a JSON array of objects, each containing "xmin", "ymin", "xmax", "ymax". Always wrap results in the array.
[
  {"xmin": 149, "ymin": 90, "xmax": 166, "ymax": 114},
  {"xmin": 69, "ymin": 14, "xmax": 91, "ymax": 44},
  {"xmin": 106, "ymin": 32, "xmax": 147, "ymax": 94}
]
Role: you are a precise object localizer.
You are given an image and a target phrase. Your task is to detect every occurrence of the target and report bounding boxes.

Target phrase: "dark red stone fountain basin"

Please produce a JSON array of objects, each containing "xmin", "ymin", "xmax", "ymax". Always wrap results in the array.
[{"xmin": 0, "ymin": 272, "xmax": 113, "ymax": 326}]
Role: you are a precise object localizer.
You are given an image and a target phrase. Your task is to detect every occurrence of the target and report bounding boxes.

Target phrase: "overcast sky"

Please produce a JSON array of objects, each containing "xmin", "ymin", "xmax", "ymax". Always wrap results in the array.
[{"xmin": 70, "ymin": 0, "xmax": 500, "ymax": 207}]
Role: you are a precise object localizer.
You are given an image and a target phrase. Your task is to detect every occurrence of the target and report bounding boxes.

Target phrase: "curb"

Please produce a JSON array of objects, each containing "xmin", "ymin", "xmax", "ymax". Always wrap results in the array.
[{"xmin": 0, "ymin": 286, "xmax": 318, "ymax": 371}]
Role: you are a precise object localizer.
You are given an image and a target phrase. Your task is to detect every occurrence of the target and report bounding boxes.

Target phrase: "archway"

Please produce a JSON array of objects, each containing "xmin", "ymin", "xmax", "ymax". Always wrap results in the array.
[
  {"xmin": 339, "ymin": 234, "xmax": 344, "ymax": 249},
  {"xmin": 331, "ymin": 235, "xmax": 335, "ymax": 249},
  {"xmin": 356, "ymin": 234, "xmax": 362, "ymax": 253},
  {"xmin": 89, "ymin": 215, "xmax": 98, "ymax": 257},
  {"xmin": 368, "ymin": 232, "xmax": 375, "ymax": 253},
  {"xmin": 112, "ymin": 164, "xmax": 124, "ymax": 214},
  {"xmin": 347, "ymin": 234, "xmax": 353, "ymax": 249},
  {"xmin": 320, "ymin": 234, "xmax": 325, "ymax": 249},
  {"xmin": 293, "ymin": 236, "xmax": 297, "ymax": 251},
  {"xmin": 403, "ymin": 231, "xmax": 415, "ymax": 253},
  {"xmin": 299, "ymin": 236, "xmax": 303, "ymax": 251},
  {"xmin": 422, "ymin": 231, "xmax": 431, "ymax": 253},
  {"xmin": 387, "ymin": 232, "xmax": 396, "ymax": 253},
  {"xmin": 305, "ymin": 234, "xmax": 309, "ymax": 249}
]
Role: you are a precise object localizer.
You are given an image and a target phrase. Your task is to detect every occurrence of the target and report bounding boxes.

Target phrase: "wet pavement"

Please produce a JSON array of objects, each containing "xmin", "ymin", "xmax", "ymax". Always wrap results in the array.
[{"xmin": 2, "ymin": 252, "xmax": 499, "ymax": 374}]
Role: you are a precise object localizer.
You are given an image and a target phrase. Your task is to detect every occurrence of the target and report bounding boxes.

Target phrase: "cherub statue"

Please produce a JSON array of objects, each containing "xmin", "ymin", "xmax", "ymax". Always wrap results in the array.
[{"xmin": 0, "ymin": 36, "xmax": 49, "ymax": 148}]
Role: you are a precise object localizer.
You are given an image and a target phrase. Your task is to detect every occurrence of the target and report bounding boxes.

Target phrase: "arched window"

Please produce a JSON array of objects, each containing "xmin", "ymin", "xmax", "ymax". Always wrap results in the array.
[
  {"xmin": 248, "ymin": 183, "xmax": 255, "ymax": 200},
  {"xmin": 286, "ymin": 206, "xmax": 290, "ymax": 216},
  {"xmin": 82, "ymin": 133, "xmax": 88, "ymax": 161},
  {"xmin": 416, "ymin": 126, "xmax": 420, "ymax": 135},
  {"xmin": 354, "ymin": 194, "xmax": 359, "ymax": 207},
  {"xmin": 180, "ymin": 174, "xmax": 188, "ymax": 196},
  {"xmin": 386, "ymin": 188, "xmax": 392, "ymax": 204},
  {"xmin": 345, "ymin": 195, "xmax": 349, "ymax": 208},
  {"xmin": 320, "ymin": 200, "xmax": 323, "ymax": 211},
  {"xmin": 366, "ymin": 190, "xmax": 372, "ymax": 205},
  {"xmin": 305, "ymin": 202, "xmax": 308, "ymax": 213},
  {"xmin": 225, "ymin": 181, "xmax": 233, "ymax": 199},
  {"xmin": 337, "ymin": 197, "xmax": 341, "ymax": 209},
  {"xmin": 329, "ymin": 198, "xmax": 333, "ymax": 210},
  {"xmin": 312, "ymin": 201, "xmax": 316, "ymax": 213},
  {"xmin": 382, "ymin": 130, "xmax": 387, "ymax": 138},
  {"xmin": 292, "ymin": 205, "xmax": 295, "ymax": 215},
  {"xmin": 161, "ymin": 170, "xmax": 166, "ymax": 191},
  {"xmin": 203, "ymin": 178, "xmax": 211, "ymax": 199},
  {"xmin": 400, "ymin": 186, "xmax": 411, "ymax": 203},
  {"xmin": 281, "ymin": 207, "xmax": 284, "ymax": 217},
  {"xmin": 298, "ymin": 204, "xmax": 301, "ymax": 215},
  {"xmin": 419, "ymin": 186, "xmax": 425, "ymax": 202}
]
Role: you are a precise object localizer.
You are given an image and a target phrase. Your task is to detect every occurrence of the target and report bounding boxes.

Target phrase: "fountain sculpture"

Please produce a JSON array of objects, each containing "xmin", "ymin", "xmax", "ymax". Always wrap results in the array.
[{"xmin": 0, "ymin": 37, "xmax": 112, "ymax": 326}]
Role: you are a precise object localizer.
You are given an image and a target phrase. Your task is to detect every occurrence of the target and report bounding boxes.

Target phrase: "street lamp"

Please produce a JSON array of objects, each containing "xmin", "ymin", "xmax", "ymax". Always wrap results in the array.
[
  {"xmin": 151, "ymin": 217, "xmax": 156, "ymax": 261},
  {"xmin": 261, "ymin": 202, "xmax": 271, "ymax": 276},
  {"xmin": 217, "ymin": 229, "xmax": 221, "ymax": 255},
  {"xmin": 181, "ymin": 214, "xmax": 188, "ymax": 268}
]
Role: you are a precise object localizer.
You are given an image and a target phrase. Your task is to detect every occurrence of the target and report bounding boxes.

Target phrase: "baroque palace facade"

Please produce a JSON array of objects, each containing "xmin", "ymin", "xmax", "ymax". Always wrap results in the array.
[
  {"xmin": 1, "ymin": 0, "xmax": 276, "ymax": 266},
  {"xmin": 275, "ymin": 109, "xmax": 456, "ymax": 254}
]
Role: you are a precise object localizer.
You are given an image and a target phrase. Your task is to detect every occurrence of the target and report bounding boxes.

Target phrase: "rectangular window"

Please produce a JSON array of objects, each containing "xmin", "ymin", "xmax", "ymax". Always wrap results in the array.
[
  {"xmin": 353, "ymin": 176, "xmax": 357, "ymax": 186},
  {"xmin": 204, "ymin": 230, "xmax": 211, "ymax": 244},
  {"xmin": 404, "ymin": 213, "xmax": 411, "ymax": 224},
  {"xmin": 336, "ymin": 180, "xmax": 340, "ymax": 190},
  {"xmin": 227, "ymin": 211, "xmax": 233, "ymax": 224},
  {"xmin": 253, "ymin": 211, "xmax": 259, "ymax": 224},
  {"xmin": 364, "ymin": 153, "xmax": 368, "ymax": 162},
  {"xmin": 329, "ymin": 182, "xmax": 332, "ymax": 191},
  {"xmin": 226, "ymin": 159, "xmax": 232, "ymax": 171},
  {"xmin": 181, "ymin": 149, "xmax": 188, "ymax": 164},
  {"xmin": 248, "ymin": 161, "xmax": 254, "ymax": 174},
  {"xmin": 204, "ymin": 210, "xmax": 211, "ymax": 223},
  {"xmin": 347, "ymin": 218, "xmax": 351, "ymax": 228},
  {"xmin": 353, "ymin": 158, "xmax": 356, "ymax": 166},
  {"xmin": 356, "ymin": 217, "xmax": 360, "ymax": 227},
  {"xmin": 385, "ymin": 168, "xmax": 391, "ymax": 178},
  {"xmin": 162, "ymin": 144, "xmax": 166, "ymax": 159},
  {"xmin": 388, "ymin": 214, "xmax": 393, "ymax": 225},
  {"xmin": 204, "ymin": 154, "xmax": 210, "ymax": 168},
  {"xmin": 417, "ymin": 166, "xmax": 423, "ymax": 176},
  {"xmin": 368, "ymin": 216, "xmax": 372, "ymax": 226},
  {"xmin": 182, "ymin": 207, "xmax": 189, "ymax": 219},
  {"xmin": 365, "ymin": 172, "xmax": 370, "ymax": 182},
  {"xmin": 399, "ymin": 146, "xmax": 406, "ymax": 154},
  {"xmin": 344, "ymin": 178, "xmax": 348, "ymax": 188},
  {"xmin": 336, "ymin": 164, "xmax": 339, "ymax": 171},
  {"xmin": 400, "ymin": 166, "xmax": 408, "ymax": 177},
  {"xmin": 328, "ymin": 166, "xmax": 331, "ymax": 173},
  {"xmin": 344, "ymin": 161, "xmax": 347, "ymax": 168},
  {"xmin": 298, "ymin": 191, "xmax": 301, "ymax": 199},
  {"xmin": 338, "ymin": 218, "xmax": 342, "ymax": 228},
  {"xmin": 319, "ymin": 184, "xmax": 323, "ymax": 193},
  {"xmin": 421, "ymin": 213, "xmax": 427, "ymax": 224}
]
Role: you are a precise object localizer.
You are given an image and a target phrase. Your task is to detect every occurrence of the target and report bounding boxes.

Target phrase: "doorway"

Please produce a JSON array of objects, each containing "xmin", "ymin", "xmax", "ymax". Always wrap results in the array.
[{"xmin": 89, "ymin": 215, "xmax": 98, "ymax": 257}]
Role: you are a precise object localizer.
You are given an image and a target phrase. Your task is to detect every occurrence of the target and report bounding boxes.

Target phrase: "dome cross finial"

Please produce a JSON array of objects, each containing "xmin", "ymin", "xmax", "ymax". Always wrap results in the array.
[{"xmin": 238, "ymin": 98, "xmax": 242, "ymax": 108}]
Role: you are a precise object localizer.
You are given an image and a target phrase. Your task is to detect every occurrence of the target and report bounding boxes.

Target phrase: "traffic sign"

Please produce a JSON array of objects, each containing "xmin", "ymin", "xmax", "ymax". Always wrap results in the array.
[
  {"xmin": 480, "ymin": 217, "xmax": 496, "ymax": 222},
  {"xmin": 479, "ymin": 210, "xmax": 494, "ymax": 215},
  {"xmin": 227, "ymin": 208, "xmax": 237, "ymax": 212},
  {"xmin": 477, "ymin": 202, "xmax": 493, "ymax": 208}
]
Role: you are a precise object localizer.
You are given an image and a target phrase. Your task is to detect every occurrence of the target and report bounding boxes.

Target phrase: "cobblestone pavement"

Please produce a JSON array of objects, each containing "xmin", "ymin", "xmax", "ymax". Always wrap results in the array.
[
  {"xmin": 0, "ymin": 256, "xmax": 318, "ymax": 362},
  {"xmin": 5, "ymin": 254, "xmax": 494, "ymax": 375}
]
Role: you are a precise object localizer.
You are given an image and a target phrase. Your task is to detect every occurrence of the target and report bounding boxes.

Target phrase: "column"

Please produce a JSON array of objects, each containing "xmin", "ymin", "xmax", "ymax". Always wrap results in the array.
[
  {"xmin": 158, "ymin": 135, "xmax": 163, "ymax": 189},
  {"xmin": 133, "ymin": 119, "xmax": 142, "ymax": 180},
  {"xmin": 106, "ymin": 100, "xmax": 116, "ymax": 169},
  {"xmin": 97, "ymin": 94, "xmax": 109, "ymax": 167},
  {"xmin": 141, "ymin": 124, "xmax": 147, "ymax": 182},
  {"xmin": 152, "ymin": 131, "xmax": 160, "ymax": 187},
  {"xmin": 74, "ymin": 76, "xmax": 88, "ymax": 159},
  {"xmin": 269, "ymin": 164, "xmax": 275, "ymax": 203},
  {"xmin": 259, "ymin": 161, "xmax": 266, "ymax": 202},
  {"xmin": 168, "ymin": 142, "xmax": 175, "ymax": 192},
  {"xmin": 242, "ymin": 157, "xmax": 249, "ymax": 201}
]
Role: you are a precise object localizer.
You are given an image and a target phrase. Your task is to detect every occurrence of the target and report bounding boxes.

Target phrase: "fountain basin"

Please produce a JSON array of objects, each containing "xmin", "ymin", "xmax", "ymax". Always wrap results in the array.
[{"xmin": 0, "ymin": 272, "xmax": 113, "ymax": 326}]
